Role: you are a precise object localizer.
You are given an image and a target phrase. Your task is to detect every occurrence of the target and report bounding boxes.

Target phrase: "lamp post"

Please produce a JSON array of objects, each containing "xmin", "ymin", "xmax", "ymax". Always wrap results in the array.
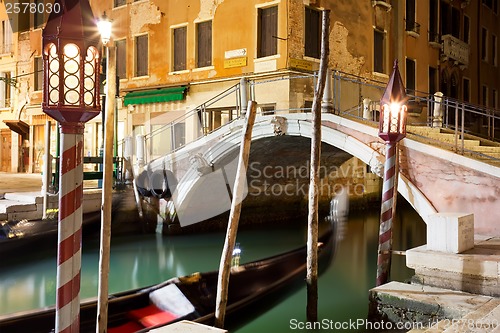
[
  {"xmin": 42, "ymin": 0, "xmax": 101, "ymax": 332},
  {"xmin": 376, "ymin": 60, "xmax": 408, "ymax": 287},
  {"xmin": 96, "ymin": 12, "xmax": 116, "ymax": 333}
]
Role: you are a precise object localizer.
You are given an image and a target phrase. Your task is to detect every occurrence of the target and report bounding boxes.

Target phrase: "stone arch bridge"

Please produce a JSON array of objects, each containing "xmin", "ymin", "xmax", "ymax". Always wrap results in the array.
[{"xmin": 139, "ymin": 113, "xmax": 500, "ymax": 235}]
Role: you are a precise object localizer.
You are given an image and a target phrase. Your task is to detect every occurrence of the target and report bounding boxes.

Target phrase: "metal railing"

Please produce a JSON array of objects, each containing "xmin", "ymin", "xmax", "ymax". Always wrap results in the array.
[{"xmin": 125, "ymin": 70, "xmax": 499, "ymax": 169}]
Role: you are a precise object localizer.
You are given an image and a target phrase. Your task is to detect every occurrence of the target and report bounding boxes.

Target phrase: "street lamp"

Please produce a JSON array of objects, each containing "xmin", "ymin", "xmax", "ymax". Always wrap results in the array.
[
  {"xmin": 97, "ymin": 12, "xmax": 112, "ymax": 45},
  {"xmin": 96, "ymin": 11, "xmax": 116, "ymax": 333},
  {"xmin": 376, "ymin": 60, "xmax": 407, "ymax": 287},
  {"xmin": 42, "ymin": 0, "xmax": 101, "ymax": 332}
]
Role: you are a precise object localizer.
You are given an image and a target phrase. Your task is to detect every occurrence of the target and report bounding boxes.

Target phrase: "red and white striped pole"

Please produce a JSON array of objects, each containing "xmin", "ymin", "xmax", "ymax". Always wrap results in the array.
[
  {"xmin": 56, "ymin": 124, "xmax": 84, "ymax": 333},
  {"xmin": 376, "ymin": 142, "xmax": 396, "ymax": 286},
  {"xmin": 42, "ymin": 1, "xmax": 102, "ymax": 331},
  {"xmin": 375, "ymin": 60, "xmax": 407, "ymax": 287}
]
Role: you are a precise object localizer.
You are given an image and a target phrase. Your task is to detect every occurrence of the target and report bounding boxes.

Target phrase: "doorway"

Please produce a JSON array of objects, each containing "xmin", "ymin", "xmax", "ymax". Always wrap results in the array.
[{"xmin": 1, "ymin": 129, "xmax": 11, "ymax": 172}]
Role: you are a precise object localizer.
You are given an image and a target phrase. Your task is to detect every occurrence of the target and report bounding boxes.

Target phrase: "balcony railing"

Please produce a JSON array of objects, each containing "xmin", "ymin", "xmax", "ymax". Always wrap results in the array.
[
  {"xmin": 405, "ymin": 21, "xmax": 421, "ymax": 36},
  {"xmin": 428, "ymin": 31, "xmax": 440, "ymax": 45},
  {"xmin": 441, "ymin": 34, "xmax": 469, "ymax": 67},
  {"xmin": 371, "ymin": 0, "xmax": 392, "ymax": 10},
  {"xmin": 0, "ymin": 43, "xmax": 13, "ymax": 55}
]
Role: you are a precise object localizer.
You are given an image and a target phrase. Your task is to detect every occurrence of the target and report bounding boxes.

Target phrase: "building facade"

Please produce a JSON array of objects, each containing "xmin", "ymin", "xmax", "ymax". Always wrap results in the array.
[{"xmin": 0, "ymin": 0, "xmax": 498, "ymax": 173}]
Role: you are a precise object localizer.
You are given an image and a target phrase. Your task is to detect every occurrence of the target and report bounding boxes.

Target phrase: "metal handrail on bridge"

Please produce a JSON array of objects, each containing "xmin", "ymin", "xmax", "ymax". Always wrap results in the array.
[{"xmin": 128, "ymin": 70, "xmax": 499, "ymax": 169}]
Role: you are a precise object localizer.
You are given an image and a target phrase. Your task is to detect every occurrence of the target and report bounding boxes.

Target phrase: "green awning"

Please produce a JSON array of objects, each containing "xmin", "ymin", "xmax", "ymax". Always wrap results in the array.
[{"xmin": 123, "ymin": 86, "xmax": 187, "ymax": 106}]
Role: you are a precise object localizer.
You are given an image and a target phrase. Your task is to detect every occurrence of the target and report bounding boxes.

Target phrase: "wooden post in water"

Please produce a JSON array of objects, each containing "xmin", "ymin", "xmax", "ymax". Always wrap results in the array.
[
  {"xmin": 306, "ymin": 9, "xmax": 330, "ymax": 323},
  {"xmin": 96, "ymin": 40, "xmax": 116, "ymax": 333},
  {"xmin": 215, "ymin": 101, "xmax": 257, "ymax": 328}
]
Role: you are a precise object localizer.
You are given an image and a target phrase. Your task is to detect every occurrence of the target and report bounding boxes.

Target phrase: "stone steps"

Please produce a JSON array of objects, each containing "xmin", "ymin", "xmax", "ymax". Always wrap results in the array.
[
  {"xmin": 369, "ymin": 281, "xmax": 500, "ymax": 333},
  {"xmin": 407, "ymin": 299, "xmax": 500, "ymax": 332},
  {"xmin": 369, "ymin": 281, "xmax": 498, "ymax": 331},
  {"xmin": 0, "ymin": 189, "xmax": 102, "ymax": 221},
  {"xmin": 406, "ymin": 126, "xmax": 500, "ymax": 165}
]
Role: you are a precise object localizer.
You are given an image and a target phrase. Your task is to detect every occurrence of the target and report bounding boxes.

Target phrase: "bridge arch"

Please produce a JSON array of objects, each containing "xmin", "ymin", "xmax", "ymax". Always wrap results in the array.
[{"xmin": 160, "ymin": 113, "xmax": 435, "ymax": 227}]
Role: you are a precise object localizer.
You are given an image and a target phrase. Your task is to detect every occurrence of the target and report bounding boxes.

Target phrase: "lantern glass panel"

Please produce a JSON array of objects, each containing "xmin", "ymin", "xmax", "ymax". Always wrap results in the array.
[
  {"xmin": 84, "ymin": 46, "xmax": 98, "ymax": 106},
  {"xmin": 382, "ymin": 104, "xmax": 390, "ymax": 133},
  {"xmin": 47, "ymin": 44, "xmax": 59, "ymax": 105},
  {"xmin": 63, "ymin": 43, "xmax": 81, "ymax": 105},
  {"xmin": 400, "ymin": 105, "xmax": 407, "ymax": 134}
]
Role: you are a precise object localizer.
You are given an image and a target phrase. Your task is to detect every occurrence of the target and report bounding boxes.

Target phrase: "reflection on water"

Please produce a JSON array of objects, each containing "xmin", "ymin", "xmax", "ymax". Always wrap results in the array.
[{"xmin": 0, "ymin": 201, "xmax": 425, "ymax": 333}]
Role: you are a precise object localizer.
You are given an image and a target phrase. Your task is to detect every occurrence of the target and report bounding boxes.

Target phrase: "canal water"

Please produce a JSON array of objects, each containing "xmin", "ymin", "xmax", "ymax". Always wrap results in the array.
[{"xmin": 0, "ymin": 200, "xmax": 425, "ymax": 332}]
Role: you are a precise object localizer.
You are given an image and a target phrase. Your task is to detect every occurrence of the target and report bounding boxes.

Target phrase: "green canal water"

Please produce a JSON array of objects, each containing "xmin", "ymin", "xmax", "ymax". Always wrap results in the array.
[{"xmin": 0, "ymin": 201, "xmax": 425, "ymax": 332}]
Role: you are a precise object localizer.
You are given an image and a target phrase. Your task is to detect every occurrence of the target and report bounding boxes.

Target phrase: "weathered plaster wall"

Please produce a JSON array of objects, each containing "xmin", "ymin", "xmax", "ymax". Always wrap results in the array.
[
  {"xmin": 329, "ymin": 21, "xmax": 365, "ymax": 75},
  {"xmin": 399, "ymin": 146, "xmax": 500, "ymax": 236}
]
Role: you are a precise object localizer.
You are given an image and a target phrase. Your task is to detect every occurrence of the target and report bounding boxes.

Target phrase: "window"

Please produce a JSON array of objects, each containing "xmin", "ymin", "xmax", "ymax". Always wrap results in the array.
[
  {"xmin": 34, "ymin": 57, "xmax": 43, "ymax": 91},
  {"xmin": 405, "ymin": 0, "xmax": 419, "ymax": 34},
  {"xmin": 134, "ymin": 34, "xmax": 148, "ymax": 77},
  {"xmin": 114, "ymin": 0, "xmax": 126, "ymax": 7},
  {"xmin": 492, "ymin": 34, "xmax": 498, "ymax": 66},
  {"xmin": 0, "ymin": 72, "xmax": 12, "ymax": 108},
  {"xmin": 480, "ymin": 0, "xmax": 498, "ymax": 13},
  {"xmin": 305, "ymin": 7, "xmax": 321, "ymax": 59},
  {"xmin": 482, "ymin": 85, "xmax": 488, "ymax": 107},
  {"xmin": 463, "ymin": 78, "xmax": 470, "ymax": 102},
  {"xmin": 172, "ymin": 123, "xmax": 185, "ymax": 149},
  {"xmin": 440, "ymin": 1, "xmax": 450, "ymax": 36},
  {"xmin": 1, "ymin": 20, "xmax": 12, "ymax": 54},
  {"xmin": 493, "ymin": 89, "xmax": 498, "ymax": 110},
  {"xmin": 373, "ymin": 29, "xmax": 385, "ymax": 73},
  {"xmin": 428, "ymin": 0, "xmax": 439, "ymax": 43},
  {"xmin": 173, "ymin": 26, "xmax": 187, "ymax": 71},
  {"xmin": 451, "ymin": 7, "xmax": 460, "ymax": 39},
  {"xmin": 406, "ymin": 58, "xmax": 416, "ymax": 94},
  {"xmin": 429, "ymin": 67, "xmax": 437, "ymax": 94},
  {"xmin": 257, "ymin": 6, "xmax": 278, "ymax": 58},
  {"xmin": 196, "ymin": 21, "xmax": 212, "ymax": 68},
  {"xmin": 34, "ymin": 0, "xmax": 44, "ymax": 28},
  {"xmin": 463, "ymin": 16, "xmax": 470, "ymax": 44},
  {"xmin": 482, "ymin": 27, "xmax": 488, "ymax": 61},
  {"xmin": 259, "ymin": 104, "xmax": 276, "ymax": 115},
  {"xmin": 115, "ymin": 39, "xmax": 126, "ymax": 79}
]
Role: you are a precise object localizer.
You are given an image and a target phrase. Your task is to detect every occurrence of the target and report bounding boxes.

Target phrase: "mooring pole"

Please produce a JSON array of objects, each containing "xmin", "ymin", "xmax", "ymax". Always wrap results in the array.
[
  {"xmin": 96, "ymin": 37, "xmax": 116, "ymax": 333},
  {"xmin": 215, "ymin": 101, "xmax": 257, "ymax": 328},
  {"xmin": 375, "ymin": 60, "xmax": 408, "ymax": 286},
  {"xmin": 306, "ymin": 9, "xmax": 330, "ymax": 323},
  {"xmin": 376, "ymin": 141, "xmax": 397, "ymax": 286}
]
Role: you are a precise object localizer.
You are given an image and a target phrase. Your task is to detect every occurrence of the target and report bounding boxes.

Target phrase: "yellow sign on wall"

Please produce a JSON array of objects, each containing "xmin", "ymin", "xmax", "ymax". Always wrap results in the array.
[
  {"xmin": 289, "ymin": 58, "xmax": 313, "ymax": 71},
  {"xmin": 224, "ymin": 57, "xmax": 247, "ymax": 68}
]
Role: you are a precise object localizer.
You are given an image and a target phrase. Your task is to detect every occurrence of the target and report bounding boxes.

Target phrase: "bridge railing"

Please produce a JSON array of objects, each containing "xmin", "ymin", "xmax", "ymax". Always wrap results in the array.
[
  {"xmin": 125, "ymin": 83, "xmax": 243, "ymax": 167},
  {"xmin": 332, "ymin": 70, "xmax": 500, "ymax": 160},
  {"xmin": 131, "ymin": 70, "xmax": 499, "ymax": 169}
]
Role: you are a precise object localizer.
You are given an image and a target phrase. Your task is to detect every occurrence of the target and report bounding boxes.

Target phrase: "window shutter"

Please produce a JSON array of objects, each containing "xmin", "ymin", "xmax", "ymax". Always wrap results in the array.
[
  {"xmin": 174, "ymin": 27, "xmax": 187, "ymax": 71},
  {"xmin": 116, "ymin": 40, "xmax": 126, "ymax": 79},
  {"xmin": 197, "ymin": 21, "xmax": 212, "ymax": 68},
  {"xmin": 135, "ymin": 35, "xmax": 148, "ymax": 77},
  {"xmin": 258, "ymin": 6, "xmax": 278, "ymax": 58}
]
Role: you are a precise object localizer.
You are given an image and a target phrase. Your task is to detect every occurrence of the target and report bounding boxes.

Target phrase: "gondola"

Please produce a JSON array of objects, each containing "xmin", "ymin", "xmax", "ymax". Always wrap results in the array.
[
  {"xmin": 0, "ymin": 222, "xmax": 336, "ymax": 333},
  {"xmin": 0, "ymin": 196, "xmax": 122, "ymax": 256}
]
